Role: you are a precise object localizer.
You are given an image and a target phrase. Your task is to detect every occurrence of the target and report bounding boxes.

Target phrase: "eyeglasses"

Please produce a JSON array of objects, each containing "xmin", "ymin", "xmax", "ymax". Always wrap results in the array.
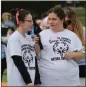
[{"xmin": 24, "ymin": 20, "xmax": 33, "ymax": 23}]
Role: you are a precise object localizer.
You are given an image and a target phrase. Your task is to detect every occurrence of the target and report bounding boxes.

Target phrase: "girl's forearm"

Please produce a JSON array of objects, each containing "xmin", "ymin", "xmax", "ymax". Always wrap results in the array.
[
  {"xmin": 72, "ymin": 52, "xmax": 85, "ymax": 60},
  {"xmin": 34, "ymin": 43, "xmax": 40, "ymax": 56}
]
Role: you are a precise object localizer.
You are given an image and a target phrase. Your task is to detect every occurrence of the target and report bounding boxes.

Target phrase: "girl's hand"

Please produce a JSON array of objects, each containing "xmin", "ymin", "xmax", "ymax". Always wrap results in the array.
[
  {"xmin": 64, "ymin": 51, "xmax": 74, "ymax": 60},
  {"xmin": 34, "ymin": 35, "xmax": 39, "ymax": 43},
  {"xmin": 27, "ymin": 83, "xmax": 33, "ymax": 86}
]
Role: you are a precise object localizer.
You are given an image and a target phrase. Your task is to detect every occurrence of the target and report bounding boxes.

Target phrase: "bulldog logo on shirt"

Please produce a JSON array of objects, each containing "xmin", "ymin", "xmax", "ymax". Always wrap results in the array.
[
  {"xmin": 49, "ymin": 37, "xmax": 71, "ymax": 60},
  {"xmin": 53, "ymin": 41, "xmax": 69, "ymax": 59},
  {"xmin": 21, "ymin": 44, "xmax": 35, "ymax": 68}
]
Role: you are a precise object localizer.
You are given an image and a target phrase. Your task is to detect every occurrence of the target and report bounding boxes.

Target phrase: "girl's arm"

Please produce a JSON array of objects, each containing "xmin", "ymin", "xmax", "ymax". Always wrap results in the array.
[
  {"xmin": 34, "ymin": 35, "xmax": 40, "ymax": 56},
  {"xmin": 64, "ymin": 51, "xmax": 85, "ymax": 60}
]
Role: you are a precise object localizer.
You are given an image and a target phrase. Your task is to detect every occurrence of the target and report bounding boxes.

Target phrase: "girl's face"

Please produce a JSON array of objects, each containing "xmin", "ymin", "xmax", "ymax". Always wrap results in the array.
[
  {"xmin": 48, "ymin": 12, "xmax": 63, "ymax": 30},
  {"xmin": 65, "ymin": 16, "xmax": 73, "ymax": 31},
  {"xmin": 22, "ymin": 14, "xmax": 33, "ymax": 32}
]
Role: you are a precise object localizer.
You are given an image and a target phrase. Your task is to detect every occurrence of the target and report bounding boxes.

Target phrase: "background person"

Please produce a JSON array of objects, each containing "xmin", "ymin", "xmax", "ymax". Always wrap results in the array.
[{"xmin": 64, "ymin": 7, "xmax": 86, "ymax": 77}]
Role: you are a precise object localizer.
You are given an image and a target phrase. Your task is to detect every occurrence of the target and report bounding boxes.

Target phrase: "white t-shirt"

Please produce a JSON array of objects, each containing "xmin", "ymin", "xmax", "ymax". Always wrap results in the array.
[
  {"xmin": 38, "ymin": 29, "xmax": 84, "ymax": 86},
  {"xmin": 7, "ymin": 31, "xmax": 36, "ymax": 86}
]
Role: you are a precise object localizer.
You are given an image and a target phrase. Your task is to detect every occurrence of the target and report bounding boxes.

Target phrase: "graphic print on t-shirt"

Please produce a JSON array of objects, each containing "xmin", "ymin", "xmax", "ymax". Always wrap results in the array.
[
  {"xmin": 49, "ymin": 37, "xmax": 71, "ymax": 60},
  {"xmin": 21, "ymin": 44, "xmax": 34, "ymax": 68}
]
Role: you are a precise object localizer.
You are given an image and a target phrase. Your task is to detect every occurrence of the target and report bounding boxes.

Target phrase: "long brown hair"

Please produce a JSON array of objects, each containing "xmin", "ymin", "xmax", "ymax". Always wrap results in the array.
[{"xmin": 65, "ymin": 8, "xmax": 85, "ymax": 46}]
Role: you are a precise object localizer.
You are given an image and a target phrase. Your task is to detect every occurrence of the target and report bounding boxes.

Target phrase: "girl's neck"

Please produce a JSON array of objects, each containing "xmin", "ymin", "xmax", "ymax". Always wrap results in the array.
[
  {"xmin": 52, "ymin": 25, "xmax": 64, "ymax": 32},
  {"xmin": 17, "ymin": 26, "xmax": 26, "ymax": 37}
]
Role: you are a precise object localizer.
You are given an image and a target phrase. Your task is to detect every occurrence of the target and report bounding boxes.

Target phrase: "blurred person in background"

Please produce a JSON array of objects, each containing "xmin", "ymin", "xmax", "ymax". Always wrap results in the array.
[
  {"xmin": 64, "ymin": 8, "xmax": 86, "ymax": 77},
  {"xmin": 1, "ymin": 27, "xmax": 15, "ymax": 82},
  {"xmin": 35, "ymin": 19, "xmax": 42, "ymax": 27},
  {"xmin": 1, "ymin": 12, "xmax": 16, "ymax": 29},
  {"xmin": 40, "ymin": 12, "xmax": 50, "ymax": 30},
  {"xmin": 1, "ymin": 27, "xmax": 15, "ymax": 44},
  {"xmin": 40, "ymin": 16, "xmax": 50, "ymax": 30}
]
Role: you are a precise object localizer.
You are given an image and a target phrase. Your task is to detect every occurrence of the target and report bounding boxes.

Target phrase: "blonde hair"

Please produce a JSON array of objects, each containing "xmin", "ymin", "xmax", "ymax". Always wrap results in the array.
[
  {"xmin": 65, "ymin": 8, "xmax": 85, "ymax": 46},
  {"xmin": 2, "ymin": 12, "xmax": 12, "ymax": 23}
]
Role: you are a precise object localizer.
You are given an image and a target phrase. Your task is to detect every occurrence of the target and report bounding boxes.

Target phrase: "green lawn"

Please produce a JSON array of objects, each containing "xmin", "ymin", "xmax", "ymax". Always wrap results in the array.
[
  {"xmin": 2, "ymin": 70, "xmax": 7, "ymax": 82},
  {"xmin": 76, "ymin": 8, "xmax": 85, "ymax": 17},
  {"xmin": 80, "ymin": 17, "xmax": 85, "ymax": 26},
  {"xmin": 76, "ymin": 8, "xmax": 85, "ymax": 26}
]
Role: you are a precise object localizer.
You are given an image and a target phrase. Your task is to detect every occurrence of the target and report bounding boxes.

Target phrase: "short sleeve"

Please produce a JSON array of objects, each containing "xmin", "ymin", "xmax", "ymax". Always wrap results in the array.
[
  {"xmin": 7, "ymin": 39, "xmax": 22, "ymax": 57},
  {"xmin": 73, "ymin": 33, "xmax": 85, "ymax": 53}
]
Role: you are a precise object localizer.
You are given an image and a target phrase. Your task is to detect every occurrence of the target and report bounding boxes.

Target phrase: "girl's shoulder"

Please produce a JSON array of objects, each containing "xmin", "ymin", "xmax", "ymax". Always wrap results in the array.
[{"xmin": 64, "ymin": 29, "xmax": 76, "ymax": 35}]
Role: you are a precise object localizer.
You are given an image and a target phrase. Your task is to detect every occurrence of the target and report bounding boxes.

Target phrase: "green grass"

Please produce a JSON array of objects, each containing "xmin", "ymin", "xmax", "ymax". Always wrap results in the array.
[
  {"xmin": 2, "ymin": 69, "xmax": 7, "ymax": 82},
  {"xmin": 80, "ymin": 17, "xmax": 85, "ymax": 26},
  {"xmin": 75, "ymin": 8, "xmax": 85, "ymax": 26},
  {"xmin": 76, "ymin": 9, "xmax": 85, "ymax": 17}
]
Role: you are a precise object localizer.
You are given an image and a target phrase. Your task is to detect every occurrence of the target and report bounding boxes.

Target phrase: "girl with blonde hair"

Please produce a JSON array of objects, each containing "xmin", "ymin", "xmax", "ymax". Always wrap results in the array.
[
  {"xmin": 2, "ymin": 12, "xmax": 15, "ymax": 28},
  {"xmin": 64, "ymin": 8, "xmax": 85, "ymax": 47},
  {"xmin": 64, "ymin": 8, "xmax": 86, "ymax": 77}
]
